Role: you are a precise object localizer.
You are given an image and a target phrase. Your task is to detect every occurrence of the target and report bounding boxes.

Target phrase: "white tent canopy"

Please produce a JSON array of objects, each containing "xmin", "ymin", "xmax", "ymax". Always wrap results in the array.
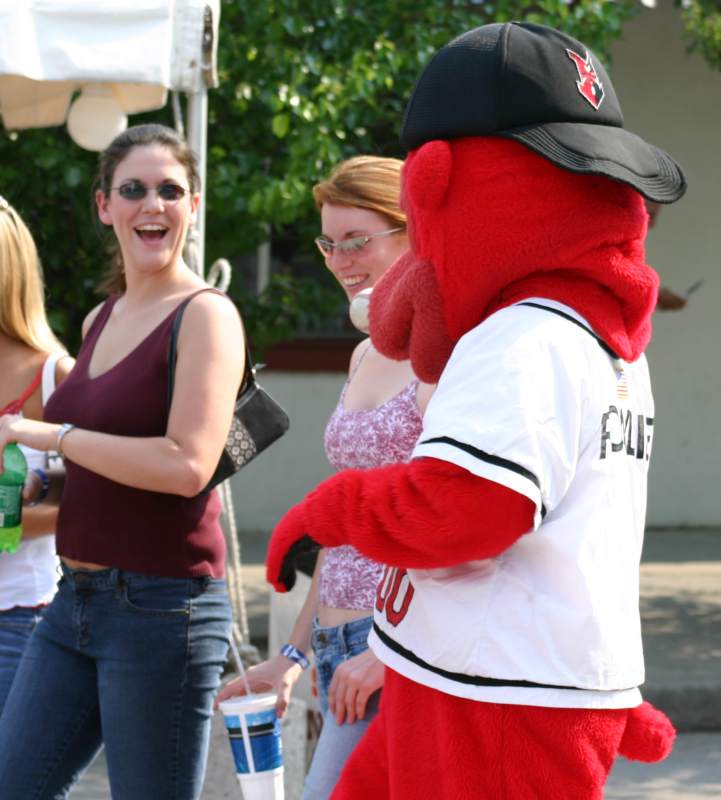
[
  {"xmin": 0, "ymin": 0, "xmax": 221, "ymax": 273},
  {"xmin": 0, "ymin": 0, "xmax": 219, "ymax": 128}
]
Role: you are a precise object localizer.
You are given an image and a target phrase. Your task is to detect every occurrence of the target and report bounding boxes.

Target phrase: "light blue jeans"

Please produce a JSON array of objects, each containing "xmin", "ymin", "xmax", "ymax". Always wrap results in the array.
[
  {"xmin": 301, "ymin": 615, "xmax": 381, "ymax": 800},
  {"xmin": 0, "ymin": 564, "xmax": 232, "ymax": 800},
  {"xmin": 0, "ymin": 605, "xmax": 44, "ymax": 717}
]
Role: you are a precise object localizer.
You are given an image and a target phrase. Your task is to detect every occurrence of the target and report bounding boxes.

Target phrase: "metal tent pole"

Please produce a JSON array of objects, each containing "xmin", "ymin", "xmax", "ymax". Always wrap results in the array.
[
  {"xmin": 186, "ymin": 86, "xmax": 207, "ymax": 278},
  {"xmin": 183, "ymin": 5, "xmax": 256, "ymax": 662}
]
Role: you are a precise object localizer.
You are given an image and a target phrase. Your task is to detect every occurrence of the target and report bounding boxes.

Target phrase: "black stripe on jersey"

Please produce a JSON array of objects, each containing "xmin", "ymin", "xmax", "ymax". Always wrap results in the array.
[
  {"xmin": 419, "ymin": 436, "xmax": 547, "ymax": 519},
  {"xmin": 373, "ymin": 623, "xmax": 637, "ymax": 693},
  {"xmin": 518, "ymin": 301, "xmax": 620, "ymax": 360}
]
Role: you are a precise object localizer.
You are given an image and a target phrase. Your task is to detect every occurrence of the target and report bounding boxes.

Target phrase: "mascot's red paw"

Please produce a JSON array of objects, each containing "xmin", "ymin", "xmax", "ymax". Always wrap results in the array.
[
  {"xmin": 618, "ymin": 702, "xmax": 676, "ymax": 763},
  {"xmin": 265, "ymin": 502, "xmax": 319, "ymax": 593}
]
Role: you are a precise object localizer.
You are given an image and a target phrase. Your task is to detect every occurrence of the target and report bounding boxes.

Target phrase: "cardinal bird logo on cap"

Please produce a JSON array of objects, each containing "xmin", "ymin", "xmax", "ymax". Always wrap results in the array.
[{"xmin": 566, "ymin": 49, "xmax": 604, "ymax": 110}]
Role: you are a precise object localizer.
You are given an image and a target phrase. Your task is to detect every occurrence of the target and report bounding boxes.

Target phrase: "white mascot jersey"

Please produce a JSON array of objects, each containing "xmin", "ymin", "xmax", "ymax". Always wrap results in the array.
[{"xmin": 370, "ymin": 300, "xmax": 652, "ymax": 709}]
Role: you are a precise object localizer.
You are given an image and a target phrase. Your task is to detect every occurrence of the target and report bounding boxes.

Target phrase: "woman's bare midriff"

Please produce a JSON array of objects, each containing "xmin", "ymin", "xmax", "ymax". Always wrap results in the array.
[
  {"xmin": 61, "ymin": 557, "xmax": 111, "ymax": 571},
  {"xmin": 317, "ymin": 605, "xmax": 372, "ymax": 628}
]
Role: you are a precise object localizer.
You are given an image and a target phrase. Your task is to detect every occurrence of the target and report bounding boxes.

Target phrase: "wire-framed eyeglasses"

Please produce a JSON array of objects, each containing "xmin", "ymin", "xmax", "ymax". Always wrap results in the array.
[
  {"xmin": 111, "ymin": 180, "xmax": 190, "ymax": 203},
  {"xmin": 314, "ymin": 226, "xmax": 404, "ymax": 257}
]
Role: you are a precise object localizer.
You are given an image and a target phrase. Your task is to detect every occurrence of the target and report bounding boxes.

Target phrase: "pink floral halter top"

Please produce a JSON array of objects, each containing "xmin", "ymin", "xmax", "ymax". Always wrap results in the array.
[{"xmin": 320, "ymin": 356, "xmax": 424, "ymax": 610}]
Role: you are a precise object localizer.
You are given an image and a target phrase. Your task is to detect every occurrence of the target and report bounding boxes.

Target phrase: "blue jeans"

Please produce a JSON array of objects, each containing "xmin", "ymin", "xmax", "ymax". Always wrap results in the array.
[
  {"xmin": 0, "ymin": 605, "xmax": 44, "ymax": 716},
  {"xmin": 0, "ymin": 564, "xmax": 232, "ymax": 800},
  {"xmin": 301, "ymin": 615, "xmax": 381, "ymax": 800}
]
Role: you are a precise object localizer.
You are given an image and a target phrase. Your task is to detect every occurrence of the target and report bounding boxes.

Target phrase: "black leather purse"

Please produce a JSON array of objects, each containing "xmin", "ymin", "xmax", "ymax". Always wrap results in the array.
[{"xmin": 167, "ymin": 295, "xmax": 290, "ymax": 493}]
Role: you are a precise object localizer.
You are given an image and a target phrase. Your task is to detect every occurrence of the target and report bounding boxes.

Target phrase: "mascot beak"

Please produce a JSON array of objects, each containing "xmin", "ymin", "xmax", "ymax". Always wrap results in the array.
[{"xmin": 369, "ymin": 250, "xmax": 455, "ymax": 384}]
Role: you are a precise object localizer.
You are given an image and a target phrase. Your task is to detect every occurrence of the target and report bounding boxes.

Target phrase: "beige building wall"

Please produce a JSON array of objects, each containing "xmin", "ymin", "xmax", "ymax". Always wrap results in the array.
[
  {"xmin": 611, "ymin": 1, "xmax": 721, "ymax": 526},
  {"xmin": 232, "ymin": 0, "xmax": 720, "ymax": 533},
  {"xmin": 230, "ymin": 372, "xmax": 342, "ymax": 532}
]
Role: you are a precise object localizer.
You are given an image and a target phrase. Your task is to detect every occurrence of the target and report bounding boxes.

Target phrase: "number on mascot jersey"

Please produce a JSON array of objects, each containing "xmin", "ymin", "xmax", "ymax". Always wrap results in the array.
[{"xmin": 375, "ymin": 567, "xmax": 414, "ymax": 626}]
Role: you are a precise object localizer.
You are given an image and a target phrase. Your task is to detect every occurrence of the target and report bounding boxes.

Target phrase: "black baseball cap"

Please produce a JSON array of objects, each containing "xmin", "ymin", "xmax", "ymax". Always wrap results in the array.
[{"xmin": 400, "ymin": 22, "xmax": 686, "ymax": 203}]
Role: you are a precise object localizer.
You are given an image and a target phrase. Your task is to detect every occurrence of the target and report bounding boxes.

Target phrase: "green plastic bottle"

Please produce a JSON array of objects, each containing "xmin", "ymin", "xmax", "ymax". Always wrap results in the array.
[{"xmin": 0, "ymin": 444, "xmax": 27, "ymax": 553}]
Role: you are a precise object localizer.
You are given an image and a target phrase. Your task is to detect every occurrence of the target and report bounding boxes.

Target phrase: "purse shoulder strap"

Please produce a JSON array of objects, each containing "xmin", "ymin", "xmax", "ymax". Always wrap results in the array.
[{"xmin": 166, "ymin": 288, "xmax": 253, "ymax": 418}]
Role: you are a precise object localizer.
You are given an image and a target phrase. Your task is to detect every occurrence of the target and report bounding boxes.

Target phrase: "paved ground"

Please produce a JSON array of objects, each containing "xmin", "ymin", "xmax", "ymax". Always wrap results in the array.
[
  {"xmin": 636, "ymin": 529, "xmax": 721, "ymax": 732},
  {"xmin": 71, "ymin": 752, "xmax": 108, "ymax": 799},
  {"xmin": 606, "ymin": 734, "xmax": 721, "ymax": 799},
  {"xmin": 71, "ymin": 527, "xmax": 721, "ymax": 798},
  {"xmin": 73, "ymin": 733, "xmax": 721, "ymax": 799}
]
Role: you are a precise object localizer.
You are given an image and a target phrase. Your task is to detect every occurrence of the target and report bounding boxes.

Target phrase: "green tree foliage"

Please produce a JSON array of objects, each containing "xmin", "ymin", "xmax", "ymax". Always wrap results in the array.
[
  {"xmin": 207, "ymin": 0, "xmax": 639, "ymax": 258},
  {"xmin": 679, "ymin": 0, "xmax": 721, "ymax": 71},
  {"xmin": 0, "ymin": 0, "xmax": 638, "ymax": 353},
  {"xmin": 0, "ymin": 128, "xmax": 101, "ymax": 348}
]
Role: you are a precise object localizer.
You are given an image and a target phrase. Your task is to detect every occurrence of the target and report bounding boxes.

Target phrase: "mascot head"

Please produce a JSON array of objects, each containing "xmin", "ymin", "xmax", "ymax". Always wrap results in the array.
[{"xmin": 370, "ymin": 23, "xmax": 686, "ymax": 383}]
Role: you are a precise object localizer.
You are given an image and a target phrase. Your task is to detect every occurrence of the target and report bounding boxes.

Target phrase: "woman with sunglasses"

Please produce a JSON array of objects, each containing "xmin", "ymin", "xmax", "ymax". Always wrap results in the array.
[
  {"xmin": 0, "ymin": 124, "xmax": 243, "ymax": 800},
  {"xmin": 217, "ymin": 156, "xmax": 434, "ymax": 799},
  {"xmin": 0, "ymin": 196, "xmax": 73, "ymax": 716}
]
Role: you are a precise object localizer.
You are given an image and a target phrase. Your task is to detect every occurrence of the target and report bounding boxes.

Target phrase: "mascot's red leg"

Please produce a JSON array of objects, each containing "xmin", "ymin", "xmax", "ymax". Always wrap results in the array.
[
  {"xmin": 333, "ymin": 670, "xmax": 631, "ymax": 800},
  {"xmin": 501, "ymin": 704, "xmax": 627, "ymax": 799}
]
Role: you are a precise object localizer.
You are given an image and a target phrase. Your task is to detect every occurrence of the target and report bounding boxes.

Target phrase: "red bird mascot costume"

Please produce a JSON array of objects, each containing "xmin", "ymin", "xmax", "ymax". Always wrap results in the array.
[{"xmin": 267, "ymin": 22, "xmax": 686, "ymax": 799}]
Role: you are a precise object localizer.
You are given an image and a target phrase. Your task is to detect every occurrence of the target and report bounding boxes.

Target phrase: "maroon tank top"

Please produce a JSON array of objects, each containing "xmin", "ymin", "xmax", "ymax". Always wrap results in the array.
[{"xmin": 44, "ymin": 294, "xmax": 225, "ymax": 578}]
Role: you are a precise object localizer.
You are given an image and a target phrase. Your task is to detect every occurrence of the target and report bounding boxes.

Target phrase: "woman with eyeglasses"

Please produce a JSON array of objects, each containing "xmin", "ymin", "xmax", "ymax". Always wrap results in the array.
[
  {"xmin": 0, "ymin": 196, "xmax": 74, "ymax": 716},
  {"xmin": 0, "ymin": 124, "xmax": 243, "ymax": 800},
  {"xmin": 217, "ymin": 156, "xmax": 435, "ymax": 800}
]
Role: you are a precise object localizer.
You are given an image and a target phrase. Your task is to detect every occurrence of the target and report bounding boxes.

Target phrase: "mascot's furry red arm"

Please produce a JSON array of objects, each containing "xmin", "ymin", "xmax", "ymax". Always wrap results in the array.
[{"xmin": 267, "ymin": 458, "xmax": 535, "ymax": 592}]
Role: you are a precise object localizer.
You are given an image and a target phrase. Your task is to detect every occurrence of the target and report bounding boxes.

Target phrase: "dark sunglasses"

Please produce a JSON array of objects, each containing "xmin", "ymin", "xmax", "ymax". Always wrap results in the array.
[{"xmin": 111, "ymin": 180, "xmax": 190, "ymax": 203}]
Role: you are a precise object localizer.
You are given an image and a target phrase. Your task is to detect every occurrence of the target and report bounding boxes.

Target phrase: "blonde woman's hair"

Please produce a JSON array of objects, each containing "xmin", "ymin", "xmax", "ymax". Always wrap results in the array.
[
  {"xmin": 0, "ymin": 196, "xmax": 63, "ymax": 353},
  {"xmin": 312, "ymin": 156, "xmax": 405, "ymax": 228}
]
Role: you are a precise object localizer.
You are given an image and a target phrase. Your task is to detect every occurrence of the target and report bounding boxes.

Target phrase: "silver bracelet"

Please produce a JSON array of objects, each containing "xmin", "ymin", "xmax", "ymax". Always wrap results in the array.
[{"xmin": 56, "ymin": 423, "xmax": 76, "ymax": 456}]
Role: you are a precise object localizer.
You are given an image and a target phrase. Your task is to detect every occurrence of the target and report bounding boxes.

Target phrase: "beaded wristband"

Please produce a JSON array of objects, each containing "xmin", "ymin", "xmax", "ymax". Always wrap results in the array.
[
  {"xmin": 28, "ymin": 468, "xmax": 50, "ymax": 507},
  {"xmin": 280, "ymin": 643, "xmax": 310, "ymax": 670}
]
